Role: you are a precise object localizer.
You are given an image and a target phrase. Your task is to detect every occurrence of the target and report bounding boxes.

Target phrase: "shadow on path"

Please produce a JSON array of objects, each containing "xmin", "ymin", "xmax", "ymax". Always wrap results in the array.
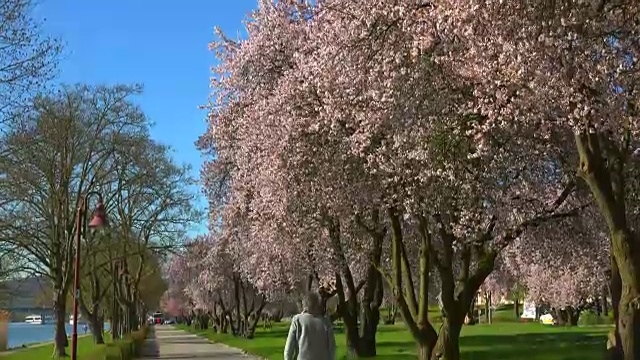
[
  {"xmin": 140, "ymin": 327, "xmax": 160, "ymax": 358},
  {"xmin": 141, "ymin": 325, "xmax": 258, "ymax": 359}
]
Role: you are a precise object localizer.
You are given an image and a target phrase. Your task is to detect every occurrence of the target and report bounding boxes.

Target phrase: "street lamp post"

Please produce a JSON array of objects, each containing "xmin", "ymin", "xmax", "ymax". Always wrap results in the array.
[{"xmin": 71, "ymin": 191, "xmax": 108, "ymax": 360}]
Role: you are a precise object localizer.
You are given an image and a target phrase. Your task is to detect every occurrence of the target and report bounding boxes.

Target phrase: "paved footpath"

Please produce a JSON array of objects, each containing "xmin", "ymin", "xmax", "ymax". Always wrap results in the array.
[{"xmin": 140, "ymin": 325, "xmax": 260, "ymax": 359}]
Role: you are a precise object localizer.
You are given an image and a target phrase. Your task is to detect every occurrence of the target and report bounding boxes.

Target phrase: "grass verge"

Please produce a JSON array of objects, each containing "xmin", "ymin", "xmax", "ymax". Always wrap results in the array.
[
  {"xmin": 0, "ymin": 335, "xmax": 105, "ymax": 360},
  {"xmin": 177, "ymin": 320, "xmax": 610, "ymax": 360}
]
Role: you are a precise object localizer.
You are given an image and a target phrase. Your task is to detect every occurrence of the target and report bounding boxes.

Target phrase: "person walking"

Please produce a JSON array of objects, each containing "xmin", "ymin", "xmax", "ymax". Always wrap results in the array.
[{"xmin": 284, "ymin": 291, "xmax": 336, "ymax": 360}]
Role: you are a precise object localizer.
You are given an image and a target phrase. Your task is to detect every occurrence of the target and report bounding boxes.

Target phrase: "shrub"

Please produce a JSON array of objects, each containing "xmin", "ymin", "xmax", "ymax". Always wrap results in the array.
[
  {"xmin": 128, "ymin": 326, "xmax": 149, "ymax": 356},
  {"xmin": 578, "ymin": 311, "xmax": 614, "ymax": 326},
  {"xmin": 101, "ymin": 325, "xmax": 150, "ymax": 360}
]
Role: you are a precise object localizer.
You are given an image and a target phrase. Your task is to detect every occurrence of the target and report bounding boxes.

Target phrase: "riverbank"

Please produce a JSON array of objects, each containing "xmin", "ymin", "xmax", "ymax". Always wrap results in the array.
[
  {"xmin": 0, "ymin": 335, "xmax": 99, "ymax": 359},
  {"xmin": 1, "ymin": 334, "xmax": 92, "ymax": 353},
  {"xmin": 4, "ymin": 322, "xmax": 109, "ymax": 349}
]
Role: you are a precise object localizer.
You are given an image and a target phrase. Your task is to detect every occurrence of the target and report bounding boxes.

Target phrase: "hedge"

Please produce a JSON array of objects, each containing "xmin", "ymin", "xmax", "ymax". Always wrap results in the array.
[
  {"xmin": 577, "ymin": 311, "xmax": 615, "ymax": 326},
  {"xmin": 86, "ymin": 326, "xmax": 150, "ymax": 360}
]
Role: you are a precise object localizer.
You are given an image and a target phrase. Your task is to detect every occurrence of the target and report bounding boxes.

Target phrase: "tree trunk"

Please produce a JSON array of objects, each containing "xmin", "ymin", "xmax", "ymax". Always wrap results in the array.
[
  {"xmin": 87, "ymin": 313, "xmax": 104, "ymax": 344},
  {"xmin": 246, "ymin": 299, "xmax": 266, "ymax": 339},
  {"xmin": 129, "ymin": 295, "xmax": 139, "ymax": 331},
  {"xmin": 273, "ymin": 308, "xmax": 283, "ymax": 322},
  {"xmin": 359, "ymin": 298, "xmax": 380, "ymax": 357},
  {"xmin": 386, "ymin": 209, "xmax": 439, "ymax": 360},
  {"xmin": 246, "ymin": 316, "xmax": 260, "ymax": 339},
  {"xmin": 222, "ymin": 313, "xmax": 230, "ymax": 333},
  {"xmin": 606, "ymin": 255, "xmax": 623, "ymax": 359},
  {"xmin": 53, "ymin": 290, "xmax": 68, "ymax": 356},
  {"xmin": 111, "ymin": 301, "xmax": 121, "ymax": 339},
  {"xmin": 566, "ymin": 307, "xmax": 580, "ymax": 326},
  {"xmin": 610, "ymin": 231, "xmax": 640, "ymax": 360},
  {"xmin": 334, "ymin": 274, "xmax": 362, "ymax": 357},
  {"xmin": 431, "ymin": 320, "xmax": 462, "ymax": 360},
  {"xmin": 357, "ymin": 229, "xmax": 384, "ymax": 357},
  {"xmin": 514, "ymin": 299, "xmax": 520, "ymax": 319},
  {"xmin": 596, "ymin": 298, "xmax": 602, "ymax": 317},
  {"xmin": 575, "ymin": 133, "xmax": 640, "ymax": 360},
  {"xmin": 306, "ymin": 274, "xmax": 314, "ymax": 293},
  {"xmin": 555, "ymin": 308, "xmax": 567, "ymax": 326},
  {"xmin": 201, "ymin": 313, "xmax": 210, "ymax": 330},
  {"xmin": 80, "ymin": 293, "xmax": 105, "ymax": 344},
  {"xmin": 602, "ymin": 233, "xmax": 639, "ymax": 360},
  {"xmin": 617, "ymin": 282, "xmax": 640, "ymax": 360},
  {"xmin": 233, "ymin": 277, "xmax": 241, "ymax": 336},
  {"xmin": 385, "ymin": 305, "xmax": 397, "ymax": 325},
  {"xmin": 329, "ymin": 218, "xmax": 374, "ymax": 358},
  {"xmin": 483, "ymin": 293, "xmax": 491, "ymax": 324},
  {"xmin": 465, "ymin": 296, "xmax": 477, "ymax": 325},
  {"xmin": 340, "ymin": 298, "xmax": 360, "ymax": 357},
  {"xmin": 417, "ymin": 336, "xmax": 436, "ymax": 360}
]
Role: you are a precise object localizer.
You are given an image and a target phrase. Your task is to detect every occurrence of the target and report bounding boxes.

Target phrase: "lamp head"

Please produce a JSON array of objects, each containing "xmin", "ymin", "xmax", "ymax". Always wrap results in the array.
[{"xmin": 88, "ymin": 198, "xmax": 108, "ymax": 229}]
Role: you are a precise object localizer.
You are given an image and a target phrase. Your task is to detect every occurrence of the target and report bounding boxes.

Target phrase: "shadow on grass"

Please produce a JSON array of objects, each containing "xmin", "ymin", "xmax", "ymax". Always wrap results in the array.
[
  {"xmin": 459, "ymin": 332, "xmax": 606, "ymax": 360},
  {"xmin": 179, "ymin": 323, "xmax": 608, "ymax": 360},
  {"xmin": 370, "ymin": 328, "xmax": 607, "ymax": 360}
]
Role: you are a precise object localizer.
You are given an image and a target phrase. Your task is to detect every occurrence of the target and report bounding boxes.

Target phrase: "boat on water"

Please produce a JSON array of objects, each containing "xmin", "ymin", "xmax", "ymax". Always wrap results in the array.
[{"xmin": 24, "ymin": 314, "xmax": 44, "ymax": 325}]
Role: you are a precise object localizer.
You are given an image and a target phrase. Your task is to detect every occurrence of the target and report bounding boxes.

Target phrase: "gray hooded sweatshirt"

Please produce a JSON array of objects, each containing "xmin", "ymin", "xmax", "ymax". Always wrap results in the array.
[{"xmin": 284, "ymin": 312, "xmax": 336, "ymax": 360}]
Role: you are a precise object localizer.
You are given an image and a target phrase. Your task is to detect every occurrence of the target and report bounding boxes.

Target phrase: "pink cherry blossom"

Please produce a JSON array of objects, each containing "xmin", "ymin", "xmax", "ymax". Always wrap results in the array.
[{"xmin": 194, "ymin": 1, "xmax": 626, "ymax": 359}]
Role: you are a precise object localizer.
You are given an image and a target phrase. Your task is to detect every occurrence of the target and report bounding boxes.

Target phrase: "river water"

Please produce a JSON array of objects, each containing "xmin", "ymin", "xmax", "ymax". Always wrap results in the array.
[{"xmin": 7, "ymin": 322, "xmax": 110, "ymax": 349}]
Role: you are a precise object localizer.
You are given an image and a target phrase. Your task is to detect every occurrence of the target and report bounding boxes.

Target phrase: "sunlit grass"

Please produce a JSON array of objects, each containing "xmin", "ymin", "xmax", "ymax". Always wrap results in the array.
[
  {"xmin": 0, "ymin": 333, "xmax": 112, "ymax": 360},
  {"xmin": 177, "ymin": 317, "xmax": 609, "ymax": 360}
]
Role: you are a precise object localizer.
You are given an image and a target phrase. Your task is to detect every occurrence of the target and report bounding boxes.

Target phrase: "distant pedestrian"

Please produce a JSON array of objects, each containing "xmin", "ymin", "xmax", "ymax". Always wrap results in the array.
[
  {"xmin": 82, "ymin": 324, "xmax": 88, "ymax": 334},
  {"xmin": 284, "ymin": 291, "xmax": 336, "ymax": 360}
]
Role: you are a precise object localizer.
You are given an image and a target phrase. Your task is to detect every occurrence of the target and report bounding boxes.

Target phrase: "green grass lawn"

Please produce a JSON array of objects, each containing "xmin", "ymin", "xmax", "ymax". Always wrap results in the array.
[
  {"xmin": 177, "ymin": 320, "xmax": 610, "ymax": 360},
  {"xmin": 0, "ymin": 334, "xmax": 110, "ymax": 360}
]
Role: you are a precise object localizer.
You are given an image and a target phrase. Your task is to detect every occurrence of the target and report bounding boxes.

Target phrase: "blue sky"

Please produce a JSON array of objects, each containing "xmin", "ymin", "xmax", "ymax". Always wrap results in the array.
[{"xmin": 36, "ymin": 1, "xmax": 258, "ymax": 235}]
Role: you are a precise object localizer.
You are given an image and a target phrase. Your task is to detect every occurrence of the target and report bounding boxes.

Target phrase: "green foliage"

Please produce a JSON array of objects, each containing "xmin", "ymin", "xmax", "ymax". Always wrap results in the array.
[
  {"xmin": 81, "ymin": 325, "xmax": 149, "ymax": 360},
  {"xmin": 102, "ymin": 326, "xmax": 149, "ymax": 360},
  {"xmin": 1, "ymin": 336, "xmax": 102, "ymax": 360},
  {"xmin": 578, "ymin": 311, "xmax": 615, "ymax": 326}
]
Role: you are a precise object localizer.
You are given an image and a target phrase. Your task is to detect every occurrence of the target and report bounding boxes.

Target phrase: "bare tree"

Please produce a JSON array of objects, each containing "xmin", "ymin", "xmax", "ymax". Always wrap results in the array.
[
  {"xmin": 0, "ymin": 84, "xmax": 148, "ymax": 356},
  {"xmin": 78, "ymin": 135, "xmax": 200, "ymax": 342},
  {"xmin": 0, "ymin": 0, "xmax": 61, "ymax": 122},
  {"xmin": 0, "ymin": 0, "xmax": 60, "ymax": 310},
  {"xmin": 109, "ymin": 141, "xmax": 200, "ymax": 334}
]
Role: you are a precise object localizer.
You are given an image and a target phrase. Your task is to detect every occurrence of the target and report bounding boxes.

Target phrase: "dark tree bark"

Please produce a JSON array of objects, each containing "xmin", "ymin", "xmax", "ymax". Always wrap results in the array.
[
  {"xmin": 245, "ymin": 296, "xmax": 266, "ymax": 339},
  {"xmin": 89, "ymin": 316, "xmax": 105, "ymax": 344},
  {"xmin": 233, "ymin": 276, "xmax": 241, "ymax": 336},
  {"xmin": 484, "ymin": 292, "xmax": 492, "ymax": 324},
  {"xmin": 329, "ymin": 211, "xmax": 386, "ymax": 358},
  {"xmin": 465, "ymin": 294, "xmax": 477, "ymax": 325},
  {"xmin": 53, "ymin": 291, "xmax": 68, "ymax": 357},
  {"xmin": 575, "ymin": 132, "xmax": 640, "ymax": 360},
  {"xmin": 385, "ymin": 304, "xmax": 398, "ymax": 325},
  {"xmin": 432, "ymin": 320, "xmax": 463, "ymax": 360}
]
